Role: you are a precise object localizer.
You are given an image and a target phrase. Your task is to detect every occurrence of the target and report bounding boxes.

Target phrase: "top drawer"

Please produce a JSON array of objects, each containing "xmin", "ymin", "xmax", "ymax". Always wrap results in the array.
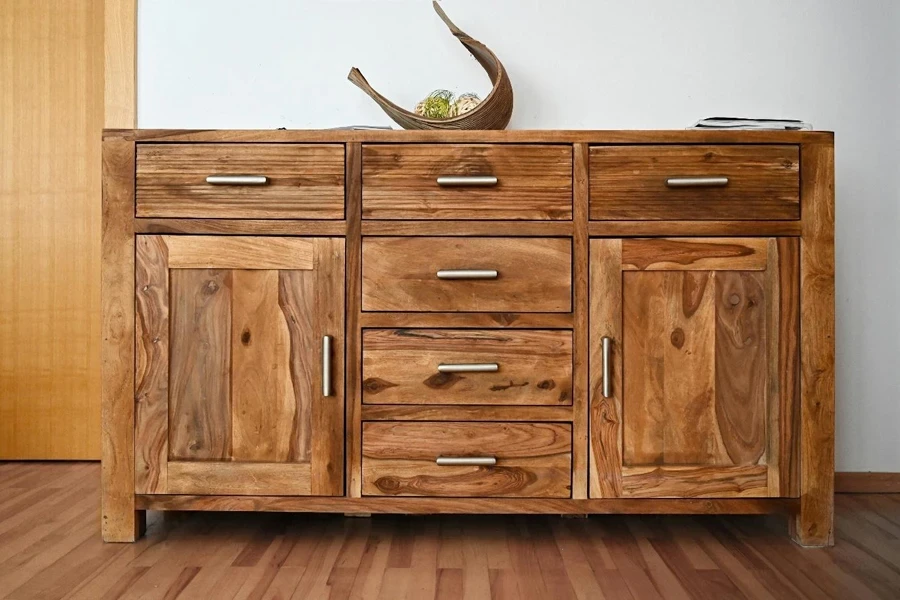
[
  {"xmin": 136, "ymin": 144, "xmax": 345, "ymax": 219},
  {"xmin": 589, "ymin": 145, "xmax": 799, "ymax": 220},
  {"xmin": 362, "ymin": 144, "xmax": 573, "ymax": 220}
]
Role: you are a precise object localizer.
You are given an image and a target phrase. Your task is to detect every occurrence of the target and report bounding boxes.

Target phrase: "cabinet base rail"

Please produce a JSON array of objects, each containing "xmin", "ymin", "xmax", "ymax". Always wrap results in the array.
[{"xmin": 136, "ymin": 495, "xmax": 797, "ymax": 515}]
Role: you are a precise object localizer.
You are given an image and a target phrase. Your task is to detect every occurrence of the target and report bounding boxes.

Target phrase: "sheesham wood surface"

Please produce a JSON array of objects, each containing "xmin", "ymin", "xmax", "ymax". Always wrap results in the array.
[
  {"xmin": 8, "ymin": 464, "xmax": 900, "ymax": 600},
  {"xmin": 346, "ymin": 142, "xmax": 364, "ymax": 499},
  {"xmin": 361, "ymin": 144, "xmax": 573, "ymax": 220},
  {"xmin": 362, "ymin": 237, "xmax": 572, "ymax": 312},
  {"xmin": 359, "ymin": 312, "xmax": 574, "ymax": 329},
  {"xmin": 109, "ymin": 128, "xmax": 833, "ymax": 144},
  {"xmin": 133, "ymin": 235, "xmax": 345, "ymax": 497},
  {"xmin": 362, "ymin": 422, "xmax": 572, "ymax": 498},
  {"xmin": 589, "ymin": 145, "xmax": 801, "ymax": 220},
  {"xmin": 792, "ymin": 141, "xmax": 836, "ymax": 546},
  {"xmin": 361, "ymin": 405, "xmax": 573, "ymax": 422},
  {"xmin": 362, "ymin": 329, "xmax": 573, "ymax": 406},
  {"xmin": 135, "ymin": 218, "xmax": 348, "ymax": 235},
  {"xmin": 571, "ymin": 143, "xmax": 591, "ymax": 500},
  {"xmin": 591, "ymin": 237, "xmax": 799, "ymax": 499},
  {"xmin": 1, "ymin": 0, "xmax": 104, "ymax": 460},
  {"xmin": 135, "ymin": 143, "xmax": 345, "ymax": 219},
  {"xmin": 101, "ymin": 138, "xmax": 143, "ymax": 541}
]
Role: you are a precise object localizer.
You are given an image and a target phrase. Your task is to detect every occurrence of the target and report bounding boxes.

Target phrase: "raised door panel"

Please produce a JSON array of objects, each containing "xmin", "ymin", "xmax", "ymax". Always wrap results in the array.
[
  {"xmin": 589, "ymin": 238, "xmax": 799, "ymax": 499},
  {"xmin": 135, "ymin": 235, "xmax": 344, "ymax": 496}
]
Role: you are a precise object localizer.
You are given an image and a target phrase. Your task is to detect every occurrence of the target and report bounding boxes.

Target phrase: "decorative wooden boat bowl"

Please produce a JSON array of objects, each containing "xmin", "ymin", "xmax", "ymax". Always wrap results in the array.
[{"xmin": 348, "ymin": 2, "xmax": 513, "ymax": 130}]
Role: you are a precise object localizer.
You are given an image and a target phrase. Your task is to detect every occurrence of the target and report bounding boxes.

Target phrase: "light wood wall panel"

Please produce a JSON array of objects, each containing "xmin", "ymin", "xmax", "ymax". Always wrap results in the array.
[{"xmin": 1, "ymin": 1, "xmax": 106, "ymax": 458}]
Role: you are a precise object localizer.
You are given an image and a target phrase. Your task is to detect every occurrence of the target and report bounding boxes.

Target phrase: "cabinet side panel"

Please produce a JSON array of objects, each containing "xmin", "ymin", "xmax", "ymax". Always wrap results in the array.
[{"xmin": 168, "ymin": 269, "xmax": 232, "ymax": 460}]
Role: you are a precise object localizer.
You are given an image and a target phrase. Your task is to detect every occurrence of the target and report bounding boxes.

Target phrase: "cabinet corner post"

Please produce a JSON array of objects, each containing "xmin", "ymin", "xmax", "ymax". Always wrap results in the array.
[{"xmin": 101, "ymin": 136, "xmax": 143, "ymax": 542}]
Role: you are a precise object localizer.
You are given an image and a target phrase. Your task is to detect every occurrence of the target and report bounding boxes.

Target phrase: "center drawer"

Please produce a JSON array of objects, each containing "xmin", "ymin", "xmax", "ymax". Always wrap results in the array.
[
  {"xmin": 362, "ymin": 422, "xmax": 572, "ymax": 498},
  {"xmin": 361, "ymin": 237, "xmax": 572, "ymax": 312},
  {"xmin": 361, "ymin": 144, "xmax": 573, "ymax": 220},
  {"xmin": 362, "ymin": 329, "xmax": 573, "ymax": 405}
]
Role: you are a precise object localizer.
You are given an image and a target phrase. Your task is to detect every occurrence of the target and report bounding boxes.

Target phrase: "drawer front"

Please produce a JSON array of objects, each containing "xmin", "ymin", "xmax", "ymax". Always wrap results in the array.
[
  {"xmin": 589, "ymin": 145, "xmax": 800, "ymax": 220},
  {"xmin": 362, "ymin": 237, "xmax": 572, "ymax": 312},
  {"xmin": 362, "ymin": 144, "xmax": 573, "ymax": 220},
  {"xmin": 362, "ymin": 422, "xmax": 572, "ymax": 497},
  {"xmin": 136, "ymin": 144, "xmax": 344, "ymax": 219},
  {"xmin": 362, "ymin": 329, "xmax": 573, "ymax": 406}
]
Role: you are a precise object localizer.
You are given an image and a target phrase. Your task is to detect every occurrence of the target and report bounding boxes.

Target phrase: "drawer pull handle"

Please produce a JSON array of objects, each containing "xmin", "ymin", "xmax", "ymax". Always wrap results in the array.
[
  {"xmin": 205, "ymin": 175, "xmax": 269, "ymax": 185},
  {"xmin": 436, "ymin": 175, "xmax": 498, "ymax": 187},
  {"xmin": 322, "ymin": 335, "xmax": 333, "ymax": 397},
  {"xmin": 601, "ymin": 336, "xmax": 612, "ymax": 398},
  {"xmin": 437, "ymin": 363, "xmax": 499, "ymax": 373},
  {"xmin": 436, "ymin": 456, "xmax": 497, "ymax": 466},
  {"xmin": 665, "ymin": 176, "xmax": 729, "ymax": 188},
  {"xmin": 436, "ymin": 269, "xmax": 498, "ymax": 280}
]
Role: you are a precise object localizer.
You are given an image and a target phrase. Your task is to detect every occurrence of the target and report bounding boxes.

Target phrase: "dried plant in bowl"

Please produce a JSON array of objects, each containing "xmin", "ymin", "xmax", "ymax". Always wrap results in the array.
[{"xmin": 347, "ymin": 1, "xmax": 513, "ymax": 130}]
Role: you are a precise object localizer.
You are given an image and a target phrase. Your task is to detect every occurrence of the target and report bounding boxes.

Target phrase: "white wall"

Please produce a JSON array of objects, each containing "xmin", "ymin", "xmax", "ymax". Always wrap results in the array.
[{"xmin": 138, "ymin": 0, "xmax": 900, "ymax": 472}]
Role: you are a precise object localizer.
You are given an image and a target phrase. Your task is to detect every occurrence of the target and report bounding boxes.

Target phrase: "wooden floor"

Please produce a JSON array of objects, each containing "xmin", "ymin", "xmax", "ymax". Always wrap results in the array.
[{"xmin": 0, "ymin": 463, "xmax": 898, "ymax": 599}]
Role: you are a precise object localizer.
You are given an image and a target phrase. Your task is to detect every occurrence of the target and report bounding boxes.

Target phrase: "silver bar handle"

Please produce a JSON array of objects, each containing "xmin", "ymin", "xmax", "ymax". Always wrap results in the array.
[
  {"xmin": 665, "ymin": 176, "xmax": 729, "ymax": 188},
  {"xmin": 322, "ymin": 335, "xmax": 333, "ymax": 397},
  {"xmin": 601, "ymin": 336, "xmax": 612, "ymax": 398},
  {"xmin": 436, "ymin": 269, "xmax": 498, "ymax": 280},
  {"xmin": 205, "ymin": 175, "xmax": 269, "ymax": 185},
  {"xmin": 437, "ymin": 363, "xmax": 499, "ymax": 373},
  {"xmin": 436, "ymin": 175, "xmax": 498, "ymax": 187},
  {"xmin": 436, "ymin": 456, "xmax": 497, "ymax": 466}
]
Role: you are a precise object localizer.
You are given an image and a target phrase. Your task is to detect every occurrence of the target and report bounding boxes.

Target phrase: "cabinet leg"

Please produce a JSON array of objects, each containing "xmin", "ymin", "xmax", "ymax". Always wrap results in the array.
[
  {"xmin": 102, "ymin": 509, "xmax": 146, "ymax": 543},
  {"xmin": 790, "ymin": 496, "xmax": 833, "ymax": 547}
]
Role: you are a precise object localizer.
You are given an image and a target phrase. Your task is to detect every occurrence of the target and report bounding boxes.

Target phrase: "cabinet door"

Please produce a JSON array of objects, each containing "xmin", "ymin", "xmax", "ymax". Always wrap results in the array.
[
  {"xmin": 134, "ymin": 236, "xmax": 344, "ymax": 496},
  {"xmin": 589, "ymin": 238, "xmax": 798, "ymax": 498}
]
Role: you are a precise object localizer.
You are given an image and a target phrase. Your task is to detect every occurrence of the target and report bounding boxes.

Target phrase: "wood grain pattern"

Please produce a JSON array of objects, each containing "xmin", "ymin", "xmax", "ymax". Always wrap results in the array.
[
  {"xmin": 230, "ymin": 270, "xmax": 314, "ymax": 463},
  {"xmin": 362, "ymin": 220, "xmax": 573, "ymax": 236},
  {"xmin": 588, "ymin": 240, "xmax": 624, "ymax": 499},
  {"xmin": 592, "ymin": 237, "xmax": 799, "ymax": 500},
  {"xmin": 312, "ymin": 237, "xmax": 346, "ymax": 495},
  {"xmin": 104, "ymin": 0, "xmax": 136, "ymax": 128},
  {"xmin": 2, "ymin": 0, "xmax": 104, "ymax": 460},
  {"xmin": 101, "ymin": 137, "xmax": 143, "ymax": 541},
  {"xmin": 589, "ymin": 220, "xmax": 802, "ymax": 236},
  {"xmin": 362, "ymin": 422, "xmax": 572, "ymax": 498},
  {"xmin": 136, "ymin": 493, "xmax": 798, "ymax": 515},
  {"xmin": 135, "ymin": 143, "xmax": 345, "ymax": 219},
  {"xmin": 163, "ymin": 235, "xmax": 314, "ymax": 269},
  {"xmin": 107, "ymin": 128, "xmax": 834, "ymax": 144},
  {"xmin": 792, "ymin": 141, "xmax": 835, "ymax": 547},
  {"xmin": 132, "ymin": 236, "xmax": 345, "ymax": 498},
  {"xmin": 346, "ymin": 142, "xmax": 364, "ymax": 498},
  {"xmin": 359, "ymin": 312, "xmax": 573, "ymax": 329},
  {"xmin": 361, "ymin": 405, "xmax": 573, "ymax": 422},
  {"xmin": 134, "ymin": 236, "xmax": 169, "ymax": 494},
  {"xmin": 361, "ymin": 145, "xmax": 572, "ymax": 220},
  {"xmin": 362, "ymin": 329, "xmax": 572, "ymax": 405},
  {"xmin": 590, "ymin": 145, "xmax": 800, "ymax": 220},
  {"xmin": 168, "ymin": 269, "xmax": 233, "ymax": 460},
  {"xmin": 621, "ymin": 237, "xmax": 768, "ymax": 271},
  {"xmin": 572, "ymin": 143, "xmax": 590, "ymax": 500},
  {"xmin": 135, "ymin": 218, "xmax": 347, "ymax": 235},
  {"xmin": 167, "ymin": 462, "xmax": 312, "ymax": 495},
  {"xmin": 620, "ymin": 466, "xmax": 769, "ymax": 498},
  {"xmin": 362, "ymin": 237, "xmax": 572, "ymax": 312}
]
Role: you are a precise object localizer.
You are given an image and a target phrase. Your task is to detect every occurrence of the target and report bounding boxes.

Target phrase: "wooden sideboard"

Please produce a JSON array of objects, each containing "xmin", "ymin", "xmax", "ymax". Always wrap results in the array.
[{"xmin": 101, "ymin": 129, "xmax": 834, "ymax": 546}]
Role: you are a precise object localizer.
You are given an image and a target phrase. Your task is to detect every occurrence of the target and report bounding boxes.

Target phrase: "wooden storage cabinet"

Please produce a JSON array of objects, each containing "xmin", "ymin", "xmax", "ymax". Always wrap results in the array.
[{"xmin": 103, "ymin": 130, "xmax": 834, "ymax": 547}]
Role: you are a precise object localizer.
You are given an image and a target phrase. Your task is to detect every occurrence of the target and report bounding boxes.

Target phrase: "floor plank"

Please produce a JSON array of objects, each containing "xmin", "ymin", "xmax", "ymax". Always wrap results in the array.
[{"xmin": 0, "ymin": 462, "xmax": 897, "ymax": 599}]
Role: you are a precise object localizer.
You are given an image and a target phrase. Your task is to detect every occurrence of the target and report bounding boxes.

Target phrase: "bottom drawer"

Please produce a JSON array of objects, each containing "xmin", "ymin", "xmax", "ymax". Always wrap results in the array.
[{"xmin": 362, "ymin": 422, "xmax": 572, "ymax": 498}]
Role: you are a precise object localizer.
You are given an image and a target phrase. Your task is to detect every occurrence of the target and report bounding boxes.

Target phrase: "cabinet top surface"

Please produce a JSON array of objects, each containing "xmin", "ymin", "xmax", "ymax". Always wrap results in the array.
[{"xmin": 105, "ymin": 129, "xmax": 834, "ymax": 144}]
